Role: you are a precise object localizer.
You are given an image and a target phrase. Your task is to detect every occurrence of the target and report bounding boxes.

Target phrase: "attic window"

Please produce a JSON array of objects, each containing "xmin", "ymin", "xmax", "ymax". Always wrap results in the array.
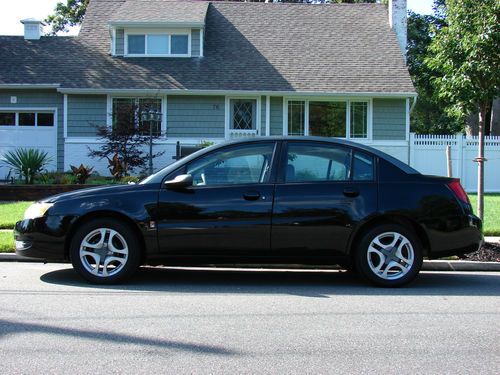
[{"xmin": 125, "ymin": 32, "xmax": 189, "ymax": 56}]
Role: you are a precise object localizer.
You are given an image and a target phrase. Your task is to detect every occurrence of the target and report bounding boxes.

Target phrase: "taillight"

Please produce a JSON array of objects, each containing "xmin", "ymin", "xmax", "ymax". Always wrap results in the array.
[{"xmin": 448, "ymin": 180, "xmax": 470, "ymax": 205}]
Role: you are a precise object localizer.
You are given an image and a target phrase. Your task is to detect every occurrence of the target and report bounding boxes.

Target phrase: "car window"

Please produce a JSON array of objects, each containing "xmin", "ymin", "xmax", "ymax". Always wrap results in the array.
[
  {"xmin": 186, "ymin": 143, "xmax": 275, "ymax": 186},
  {"xmin": 286, "ymin": 143, "xmax": 351, "ymax": 182},
  {"xmin": 353, "ymin": 152, "xmax": 374, "ymax": 181}
]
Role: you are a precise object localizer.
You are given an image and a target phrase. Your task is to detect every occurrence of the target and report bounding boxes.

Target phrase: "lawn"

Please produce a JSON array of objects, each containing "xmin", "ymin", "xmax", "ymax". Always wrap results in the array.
[
  {"xmin": 0, "ymin": 201, "xmax": 32, "ymax": 229},
  {"xmin": 0, "ymin": 231, "xmax": 14, "ymax": 253},
  {"xmin": 468, "ymin": 194, "xmax": 500, "ymax": 236}
]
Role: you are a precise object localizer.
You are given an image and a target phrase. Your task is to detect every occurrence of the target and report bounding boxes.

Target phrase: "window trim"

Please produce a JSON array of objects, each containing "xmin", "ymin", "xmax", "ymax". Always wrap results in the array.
[
  {"xmin": 0, "ymin": 107, "xmax": 57, "ymax": 128},
  {"xmin": 124, "ymin": 29, "xmax": 191, "ymax": 57},
  {"xmin": 224, "ymin": 96, "xmax": 262, "ymax": 139},
  {"xmin": 283, "ymin": 97, "xmax": 373, "ymax": 141}
]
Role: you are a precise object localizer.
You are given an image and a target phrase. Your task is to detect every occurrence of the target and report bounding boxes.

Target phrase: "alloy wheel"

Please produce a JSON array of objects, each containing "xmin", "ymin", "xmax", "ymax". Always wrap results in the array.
[
  {"xmin": 366, "ymin": 231, "xmax": 415, "ymax": 280},
  {"xmin": 79, "ymin": 228, "xmax": 129, "ymax": 278}
]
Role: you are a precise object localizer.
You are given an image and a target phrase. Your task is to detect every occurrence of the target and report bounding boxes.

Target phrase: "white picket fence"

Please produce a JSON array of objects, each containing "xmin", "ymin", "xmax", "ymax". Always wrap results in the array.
[{"xmin": 409, "ymin": 133, "xmax": 500, "ymax": 192}]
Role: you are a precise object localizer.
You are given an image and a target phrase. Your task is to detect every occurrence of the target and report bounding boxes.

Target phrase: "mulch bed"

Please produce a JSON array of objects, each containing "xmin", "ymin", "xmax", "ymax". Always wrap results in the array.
[{"xmin": 460, "ymin": 242, "xmax": 500, "ymax": 262}]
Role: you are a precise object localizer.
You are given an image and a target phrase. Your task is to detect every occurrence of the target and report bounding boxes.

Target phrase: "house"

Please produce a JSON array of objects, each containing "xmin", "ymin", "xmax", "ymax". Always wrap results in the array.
[{"xmin": 0, "ymin": 0, "xmax": 415, "ymax": 177}]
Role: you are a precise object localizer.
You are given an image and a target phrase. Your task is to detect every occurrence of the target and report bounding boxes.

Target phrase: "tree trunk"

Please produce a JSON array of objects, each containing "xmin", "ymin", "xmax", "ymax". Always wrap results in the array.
[{"xmin": 476, "ymin": 105, "xmax": 486, "ymax": 222}]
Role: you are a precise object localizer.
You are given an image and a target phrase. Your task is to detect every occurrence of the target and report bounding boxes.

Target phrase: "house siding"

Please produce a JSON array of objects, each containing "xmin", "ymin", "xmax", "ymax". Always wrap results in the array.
[
  {"xmin": 115, "ymin": 29, "xmax": 125, "ymax": 55},
  {"xmin": 191, "ymin": 29, "xmax": 201, "ymax": 57},
  {"xmin": 67, "ymin": 95, "xmax": 107, "ymax": 137},
  {"xmin": 270, "ymin": 97, "xmax": 283, "ymax": 136},
  {"xmin": 167, "ymin": 95, "xmax": 225, "ymax": 138},
  {"xmin": 0, "ymin": 89, "xmax": 64, "ymax": 171},
  {"xmin": 372, "ymin": 99, "xmax": 406, "ymax": 140}
]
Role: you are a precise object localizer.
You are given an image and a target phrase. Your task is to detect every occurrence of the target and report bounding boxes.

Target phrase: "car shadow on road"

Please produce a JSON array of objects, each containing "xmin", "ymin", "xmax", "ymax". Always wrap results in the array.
[{"xmin": 40, "ymin": 266, "xmax": 500, "ymax": 297}]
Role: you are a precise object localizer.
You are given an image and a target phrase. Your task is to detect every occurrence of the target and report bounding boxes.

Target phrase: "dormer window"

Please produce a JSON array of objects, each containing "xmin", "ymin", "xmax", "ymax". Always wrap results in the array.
[{"xmin": 125, "ymin": 31, "xmax": 190, "ymax": 57}]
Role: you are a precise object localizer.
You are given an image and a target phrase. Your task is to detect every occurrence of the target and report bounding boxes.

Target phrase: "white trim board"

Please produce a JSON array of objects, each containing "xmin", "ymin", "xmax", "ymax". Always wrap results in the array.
[{"xmin": 57, "ymin": 88, "xmax": 417, "ymax": 98}]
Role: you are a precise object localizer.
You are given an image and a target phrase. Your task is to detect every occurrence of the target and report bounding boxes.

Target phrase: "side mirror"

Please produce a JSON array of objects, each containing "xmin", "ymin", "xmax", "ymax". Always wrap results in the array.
[{"xmin": 164, "ymin": 174, "xmax": 193, "ymax": 189}]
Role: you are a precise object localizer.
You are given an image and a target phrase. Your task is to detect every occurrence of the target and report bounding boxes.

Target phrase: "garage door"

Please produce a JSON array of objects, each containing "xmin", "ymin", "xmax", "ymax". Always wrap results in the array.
[{"xmin": 0, "ymin": 109, "xmax": 57, "ymax": 180}]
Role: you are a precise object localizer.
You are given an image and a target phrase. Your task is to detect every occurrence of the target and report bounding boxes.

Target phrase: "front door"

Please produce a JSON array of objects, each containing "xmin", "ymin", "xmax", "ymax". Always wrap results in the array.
[
  {"xmin": 272, "ymin": 141, "xmax": 377, "ymax": 256},
  {"xmin": 156, "ymin": 141, "xmax": 278, "ymax": 256}
]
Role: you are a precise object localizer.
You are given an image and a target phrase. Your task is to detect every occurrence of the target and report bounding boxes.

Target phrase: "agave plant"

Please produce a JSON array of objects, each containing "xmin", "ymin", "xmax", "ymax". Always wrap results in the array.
[
  {"xmin": 70, "ymin": 164, "xmax": 94, "ymax": 184},
  {"xmin": 0, "ymin": 148, "xmax": 52, "ymax": 184}
]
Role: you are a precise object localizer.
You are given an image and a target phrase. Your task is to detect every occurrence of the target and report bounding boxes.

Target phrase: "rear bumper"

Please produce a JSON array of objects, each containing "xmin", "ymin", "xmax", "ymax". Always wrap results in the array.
[
  {"xmin": 14, "ymin": 215, "xmax": 76, "ymax": 261},
  {"xmin": 427, "ymin": 214, "xmax": 483, "ymax": 259}
]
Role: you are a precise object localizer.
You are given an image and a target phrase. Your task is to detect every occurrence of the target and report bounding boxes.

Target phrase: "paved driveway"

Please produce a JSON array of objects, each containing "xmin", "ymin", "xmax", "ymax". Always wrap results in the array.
[{"xmin": 1, "ymin": 263, "xmax": 499, "ymax": 374}]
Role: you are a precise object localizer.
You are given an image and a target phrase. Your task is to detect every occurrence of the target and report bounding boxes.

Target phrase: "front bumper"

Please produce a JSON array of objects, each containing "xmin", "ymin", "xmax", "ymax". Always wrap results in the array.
[{"xmin": 14, "ymin": 215, "xmax": 76, "ymax": 261}]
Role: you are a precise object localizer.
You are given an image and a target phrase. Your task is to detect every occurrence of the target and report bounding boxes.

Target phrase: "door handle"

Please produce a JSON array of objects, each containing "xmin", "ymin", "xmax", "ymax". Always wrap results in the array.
[
  {"xmin": 343, "ymin": 188, "xmax": 359, "ymax": 198},
  {"xmin": 243, "ymin": 191, "xmax": 261, "ymax": 201}
]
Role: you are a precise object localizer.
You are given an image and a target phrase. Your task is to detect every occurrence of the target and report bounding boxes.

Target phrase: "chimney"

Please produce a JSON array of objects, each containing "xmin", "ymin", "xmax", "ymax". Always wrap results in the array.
[
  {"xmin": 21, "ymin": 18, "xmax": 44, "ymax": 40},
  {"xmin": 388, "ymin": 0, "xmax": 407, "ymax": 61}
]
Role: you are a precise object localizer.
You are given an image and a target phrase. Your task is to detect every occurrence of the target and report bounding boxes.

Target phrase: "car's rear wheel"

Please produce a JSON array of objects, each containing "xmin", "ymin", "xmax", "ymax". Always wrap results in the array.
[
  {"xmin": 355, "ymin": 224, "xmax": 423, "ymax": 287},
  {"xmin": 70, "ymin": 218, "xmax": 141, "ymax": 284}
]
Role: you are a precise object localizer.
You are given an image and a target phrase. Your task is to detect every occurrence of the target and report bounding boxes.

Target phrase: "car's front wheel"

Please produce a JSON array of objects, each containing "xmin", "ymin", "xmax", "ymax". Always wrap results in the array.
[
  {"xmin": 355, "ymin": 224, "xmax": 423, "ymax": 287},
  {"xmin": 70, "ymin": 218, "xmax": 142, "ymax": 284}
]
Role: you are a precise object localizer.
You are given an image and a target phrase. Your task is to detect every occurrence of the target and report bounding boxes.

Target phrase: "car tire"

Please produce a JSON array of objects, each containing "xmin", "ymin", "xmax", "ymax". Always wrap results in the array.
[
  {"xmin": 355, "ymin": 224, "xmax": 423, "ymax": 287},
  {"xmin": 70, "ymin": 218, "xmax": 142, "ymax": 284}
]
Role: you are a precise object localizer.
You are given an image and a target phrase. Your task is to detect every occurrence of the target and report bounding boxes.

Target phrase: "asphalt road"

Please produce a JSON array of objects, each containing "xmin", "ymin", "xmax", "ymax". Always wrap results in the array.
[{"xmin": 1, "ymin": 263, "xmax": 499, "ymax": 375}]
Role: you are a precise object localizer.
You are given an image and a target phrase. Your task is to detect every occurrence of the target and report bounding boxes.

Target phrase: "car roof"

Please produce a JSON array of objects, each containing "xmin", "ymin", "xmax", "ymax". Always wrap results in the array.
[{"xmin": 142, "ymin": 136, "xmax": 418, "ymax": 184}]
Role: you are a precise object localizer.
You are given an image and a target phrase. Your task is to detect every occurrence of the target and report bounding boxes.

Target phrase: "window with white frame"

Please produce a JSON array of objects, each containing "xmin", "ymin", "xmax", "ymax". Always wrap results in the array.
[
  {"xmin": 230, "ymin": 99, "xmax": 257, "ymax": 130},
  {"xmin": 287, "ymin": 100, "xmax": 369, "ymax": 139},
  {"xmin": 112, "ymin": 98, "xmax": 162, "ymax": 136},
  {"xmin": 126, "ymin": 33, "xmax": 189, "ymax": 56},
  {"xmin": 0, "ymin": 111, "xmax": 54, "ymax": 127}
]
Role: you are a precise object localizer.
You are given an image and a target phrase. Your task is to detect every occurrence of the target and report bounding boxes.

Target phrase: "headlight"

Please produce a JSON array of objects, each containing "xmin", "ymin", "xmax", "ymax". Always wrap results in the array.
[{"xmin": 24, "ymin": 203, "xmax": 54, "ymax": 220}]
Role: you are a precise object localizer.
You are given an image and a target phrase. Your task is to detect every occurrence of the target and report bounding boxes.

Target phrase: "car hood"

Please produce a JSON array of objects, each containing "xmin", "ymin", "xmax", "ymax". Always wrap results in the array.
[{"xmin": 42, "ymin": 184, "xmax": 143, "ymax": 203}]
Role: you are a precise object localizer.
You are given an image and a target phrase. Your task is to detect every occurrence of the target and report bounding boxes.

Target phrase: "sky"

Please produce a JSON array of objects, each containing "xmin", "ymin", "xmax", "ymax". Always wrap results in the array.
[{"xmin": 0, "ymin": 0, "xmax": 435, "ymax": 36}]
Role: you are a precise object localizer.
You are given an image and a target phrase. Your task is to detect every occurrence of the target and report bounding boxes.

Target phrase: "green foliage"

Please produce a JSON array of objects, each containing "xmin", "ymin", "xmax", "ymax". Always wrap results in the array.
[
  {"xmin": 198, "ymin": 140, "xmax": 216, "ymax": 148},
  {"xmin": 121, "ymin": 176, "xmax": 140, "ymax": 184},
  {"xmin": 407, "ymin": 8, "xmax": 461, "ymax": 134},
  {"xmin": 1, "ymin": 148, "xmax": 52, "ymax": 184},
  {"xmin": 37, "ymin": 172, "xmax": 76, "ymax": 185},
  {"xmin": 425, "ymin": 0, "xmax": 500, "ymax": 123},
  {"xmin": 45, "ymin": 0, "xmax": 89, "ymax": 35},
  {"xmin": 70, "ymin": 164, "xmax": 94, "ymax": 184}
]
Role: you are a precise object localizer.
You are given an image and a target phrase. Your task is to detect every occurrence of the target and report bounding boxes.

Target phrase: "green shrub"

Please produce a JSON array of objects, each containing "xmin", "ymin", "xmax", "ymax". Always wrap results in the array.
[
  {"xmin": 0, "ymin": 148, "xmax": 52, "ymax": 184},
  {"xmin": 121, "ymin": 176, "xmax": 140, "ymax": 184}
]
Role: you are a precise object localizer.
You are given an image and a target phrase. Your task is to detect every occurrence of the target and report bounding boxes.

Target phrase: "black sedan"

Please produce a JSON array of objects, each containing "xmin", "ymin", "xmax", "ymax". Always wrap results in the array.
[{"xmin": 15, "ymin": 137, "xmax": 482, "ymax": 287}]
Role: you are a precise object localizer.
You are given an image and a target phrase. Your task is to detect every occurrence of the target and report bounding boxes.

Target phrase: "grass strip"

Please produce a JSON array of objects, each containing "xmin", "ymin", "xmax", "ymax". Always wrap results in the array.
[
  {"xmin": 0, "ymin": 231, "xmax": 14, "ymax": 253},
  {"xmin": 0, "ymin": 201, "xmax": 32, "ymax": 229}
]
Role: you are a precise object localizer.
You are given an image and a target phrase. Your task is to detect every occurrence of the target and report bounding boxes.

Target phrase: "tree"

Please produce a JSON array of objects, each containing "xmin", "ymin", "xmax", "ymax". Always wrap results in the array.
[
  {"xmin": 88, "ymin": 101, "xmax": 164, "ymax": 178},
  {"xmin": 45, "ymin": 0, "xmax": 89, "ymax": 35},
  {"xmin": 407, "ymin": 8, "xmax": 460, "ymax": 134},
  {"xmin": 426, "ymin": 0, "xmax": 500, "ymax": 220}
]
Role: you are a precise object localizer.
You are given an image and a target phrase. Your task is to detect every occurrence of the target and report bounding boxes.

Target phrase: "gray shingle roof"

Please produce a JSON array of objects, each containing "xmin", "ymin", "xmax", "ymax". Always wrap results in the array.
[
  {"xmin": 0, "ymin": 0, "xmax": 415, "ymax": 94},
  {"xmin": 109, "ymin": 0, "xmax": 208, "ymax": 24}
]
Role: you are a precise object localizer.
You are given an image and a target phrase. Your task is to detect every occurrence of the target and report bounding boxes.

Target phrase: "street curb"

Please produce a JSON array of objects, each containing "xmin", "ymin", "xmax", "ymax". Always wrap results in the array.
[
  {"xmin": 421, "ymin": 260, "xmax": 500, "ymax": 272},
  {"xmin": 0, "ymin": 253, "xmax": 498, "ymax": 271}
]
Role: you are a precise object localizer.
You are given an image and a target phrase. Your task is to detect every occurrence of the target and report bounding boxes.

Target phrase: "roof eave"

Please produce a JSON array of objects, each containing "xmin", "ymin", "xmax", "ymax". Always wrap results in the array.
[
  {"xmin": 56, "ymin": 88, "xmax": 417, "ymax": 98},
  {"xmin": 108, "ymin": 21, "xmax": 205, "ymax": 29}
]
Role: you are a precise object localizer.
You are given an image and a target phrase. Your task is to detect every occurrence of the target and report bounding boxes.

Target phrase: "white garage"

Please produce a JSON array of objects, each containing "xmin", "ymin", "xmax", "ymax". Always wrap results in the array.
[{"xmin": 0, "ymin": 108, "xmax": 58, "ymax": 180}]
